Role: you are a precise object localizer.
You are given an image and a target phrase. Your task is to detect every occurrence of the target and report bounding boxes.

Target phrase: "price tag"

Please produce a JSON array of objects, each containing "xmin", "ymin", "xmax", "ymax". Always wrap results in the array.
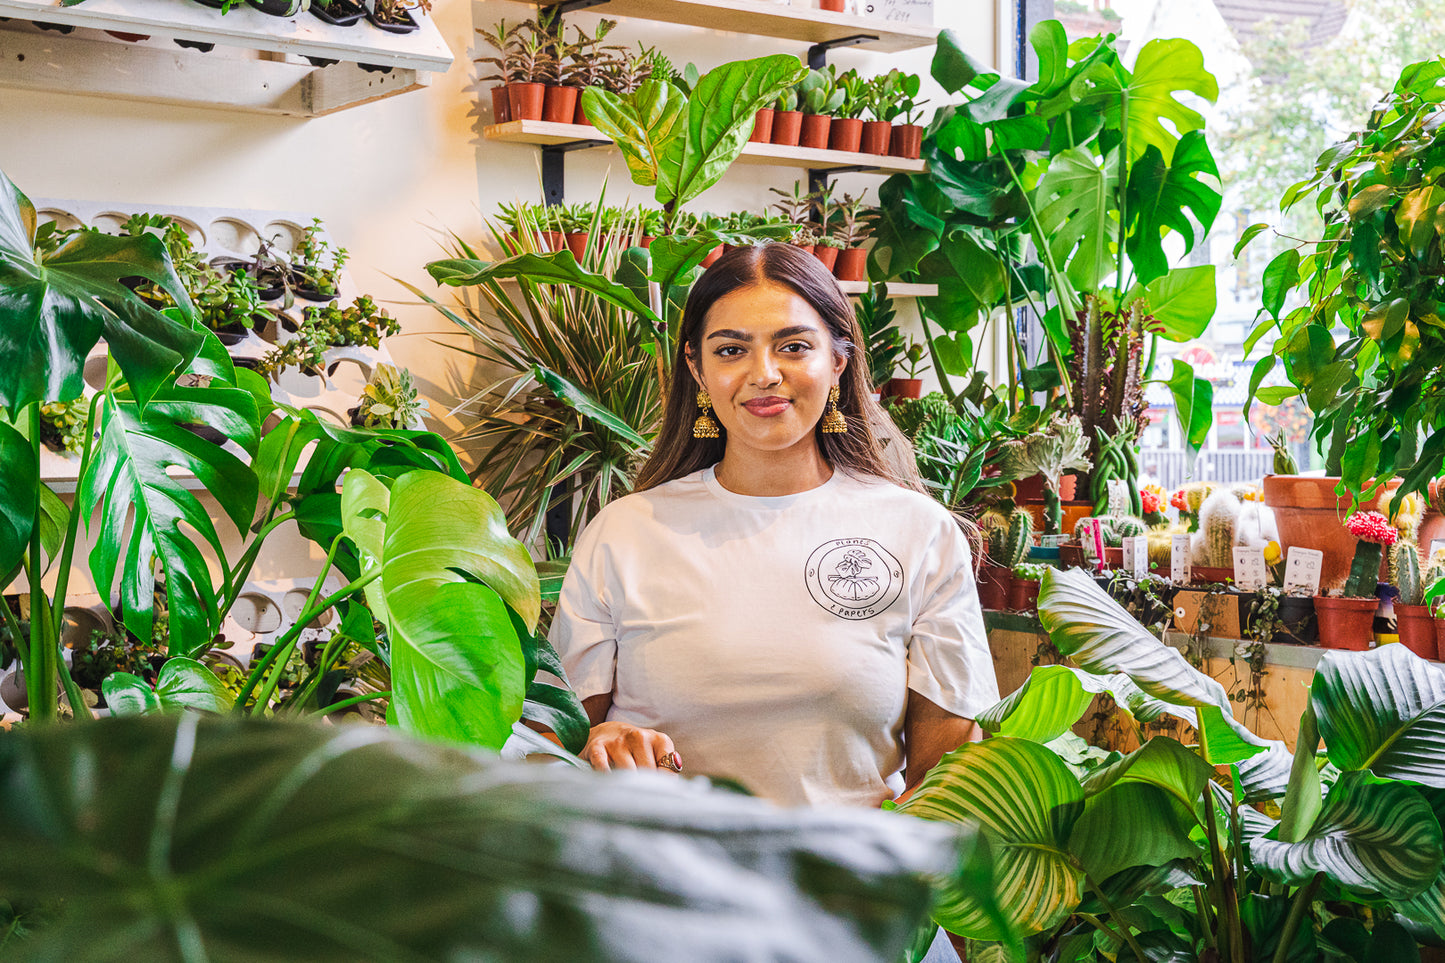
[
  {"xmin": 1233, "ymin": 546, "xmax": 1267, "ymax": 592},
  {"xmin": 1283, "ymin": 546, "xmax": 1324, "ymax": 596},
  {"xmin": 1079, "ymin": 519, "xmax": 1100, "ymax": 566},
  {"xmin": 1122, "ymin": 536, "xmax": 1149, "ymax": 578},
  {"xmin": 1171, "ymin": 534, "xmax": 1192, "ymax": 584},
  {"xmin": 1429, "ymin": 538, "xmax": 1445, "ymax": 564},
  {"xmin": 1039, "ymin": 534, "xmax": 1069, "ymax": 549}
]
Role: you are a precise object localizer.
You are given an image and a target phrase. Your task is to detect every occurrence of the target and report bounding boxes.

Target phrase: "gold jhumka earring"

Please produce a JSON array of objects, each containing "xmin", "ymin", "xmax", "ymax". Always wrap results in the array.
[
  {"xmin": 694, "ymin": 389, "xmax": 721, "ymax": 439},
  {"xmin": 821, "ymin": 384, "xmax": 847, "ymax": 434}
]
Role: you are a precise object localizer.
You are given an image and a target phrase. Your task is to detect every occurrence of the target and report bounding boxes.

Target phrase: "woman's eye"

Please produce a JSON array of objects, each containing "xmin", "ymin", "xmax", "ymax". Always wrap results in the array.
[
  {"xmin": 781, "ymin": 341, "xmax": 812, "ymax": 353},
  {"xmin": 714, "ymin": 345, "xmax": 743, "ymax": 357}
]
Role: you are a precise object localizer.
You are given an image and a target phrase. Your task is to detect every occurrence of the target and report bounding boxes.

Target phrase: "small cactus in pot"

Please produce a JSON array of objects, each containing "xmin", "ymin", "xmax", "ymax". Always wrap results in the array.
[{"xmin": 1343, "ymin": 511, "xmax": 1397, "ymax": 599}]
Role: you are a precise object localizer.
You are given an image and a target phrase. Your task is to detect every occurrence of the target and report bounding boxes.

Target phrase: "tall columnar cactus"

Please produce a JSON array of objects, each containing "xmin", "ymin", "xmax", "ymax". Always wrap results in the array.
[
  {"xmin": 985, "ymin": 506, "xmax": 1033, "ymax": 568},
  {"xmin": 1344, "ymin": 511, "xmax": 1397, "ymax": 599},
  {"xmin": 1394, "ymin": 539, "xmax": 1424, "ymax": 606},
  {"xmin": 1198, "ymin": 490, "xmax": 1241, "ymax": 567}
]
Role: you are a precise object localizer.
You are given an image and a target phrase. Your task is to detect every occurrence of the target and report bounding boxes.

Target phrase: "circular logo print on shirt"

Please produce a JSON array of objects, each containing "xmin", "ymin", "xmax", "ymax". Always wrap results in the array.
[{"xmin": 805, "ymin": 538, "xmax": 904, "ymax": 620}]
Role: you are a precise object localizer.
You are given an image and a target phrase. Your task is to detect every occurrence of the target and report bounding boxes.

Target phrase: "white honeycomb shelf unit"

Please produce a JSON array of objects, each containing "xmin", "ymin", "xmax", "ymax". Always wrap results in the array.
[{"xmin": 0, "ymin": 0, "xmax": 454, "ymax": 115}]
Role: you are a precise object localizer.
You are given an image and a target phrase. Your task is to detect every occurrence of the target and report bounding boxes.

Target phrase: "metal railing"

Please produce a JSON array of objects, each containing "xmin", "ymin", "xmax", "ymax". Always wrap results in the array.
[{"xmin": 1140, "ymin": 449, "xmax": 1275, "ymax": 491}]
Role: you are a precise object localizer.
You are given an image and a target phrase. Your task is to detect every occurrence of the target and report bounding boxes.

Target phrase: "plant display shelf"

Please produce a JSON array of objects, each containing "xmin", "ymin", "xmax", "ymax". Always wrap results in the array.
[
  {"xmin": 533, "ymin": 0, "xmax": 937, "ymax": 55},
  {"xmin": 0, "ymin": 0, "xmax": 454, "ymax": 116},
  {"xmin": 485, "ymin": 118, "xmax": 928, "ymax": 175}
]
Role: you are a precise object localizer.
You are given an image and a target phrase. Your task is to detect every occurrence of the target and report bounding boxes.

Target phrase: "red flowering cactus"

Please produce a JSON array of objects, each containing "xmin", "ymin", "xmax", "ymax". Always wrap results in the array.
[
  {"xmin": 1343, "ymin": 510, "xmax": 1396, "ymax": 597},
  {"xmin": 1141, "ymin": 486, "xmax": 1163, "ymax": 516},
  {"xmin": 1170, "ymin": 489, "xmax": 1188, "ymax": 511}
]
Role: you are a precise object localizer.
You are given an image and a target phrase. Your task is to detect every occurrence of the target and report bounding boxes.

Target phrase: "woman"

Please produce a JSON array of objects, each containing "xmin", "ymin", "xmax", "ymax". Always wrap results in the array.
[{"xmin": 550, "ymin": 243, "xmax": 998, "ymax": 808}]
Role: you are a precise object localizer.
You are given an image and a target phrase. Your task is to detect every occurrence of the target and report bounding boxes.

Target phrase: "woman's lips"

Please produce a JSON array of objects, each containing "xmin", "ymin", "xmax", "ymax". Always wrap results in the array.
[{"xmin": 741, "ymin": 397, "xmax": 790, "ymax": 417}]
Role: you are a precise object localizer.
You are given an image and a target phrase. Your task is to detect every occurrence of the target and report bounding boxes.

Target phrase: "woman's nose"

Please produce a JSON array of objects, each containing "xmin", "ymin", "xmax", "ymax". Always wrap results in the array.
[{"xmin": 750, "ymin": 351, "xmax": 782, "ymax": 387}]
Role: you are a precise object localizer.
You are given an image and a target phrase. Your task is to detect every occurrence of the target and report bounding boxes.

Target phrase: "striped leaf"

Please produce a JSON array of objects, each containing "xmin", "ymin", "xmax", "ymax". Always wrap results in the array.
[
  {"xmin": 977, "ymin": 664, "xmax": 1111, "ymax": 742},
  {"xmin": 1250, "ymin": 771, "xmax": 1443, "ymax": 899},
  {"xmin": 894, "ymin": 738, "xmax": 1084, "ymax": 939},
  {"xmin": 1081, "ymin": 736, "xmax": 1214, "ymax": 813},
  {"xmin": 1311, "ymin": 643, "xmax": 1445, "ymax": 785},
  {"xmin": 1397, "ymin": 789, "xmax": 1445, "ymax": 937},
  {"xmin": 1038, "ymin": 568, "xmax": 1277, "ymax": 765},
  {"xmin": 1068, "ymin": 781, "xmax": 1199, "ymax": 883}
]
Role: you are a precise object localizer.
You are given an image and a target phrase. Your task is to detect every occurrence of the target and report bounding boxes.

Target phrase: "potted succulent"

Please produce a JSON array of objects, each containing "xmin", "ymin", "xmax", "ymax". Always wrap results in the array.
[
  {"xmin": 1315, "ymin": 511, "xmax": 1394, "ymax": 651},
  {"xmin": 537, "ymin": 12, "xmax": 583, "ymax": 125},
  {"xmin": 979, "ymin": 506, "xmax": 1033, "ymax": 610},
  {"xmin": 349, "ymin": 363, "xmax": 429, "ymax": 430},
  {"xmin": 1007, "ymin": 561, "xmax": 1049, "ymax": 612},
  {"xmin": 770, "ymin": 85, "xmax": 803, "ymax": 146},
  {"xmin": 1390, "ymin": 539, "xmax": 1437, "ymax": 659},
  {"xmin": 248, "ymin": 0, "xmax": 308, "ymax": 16},
  {"xmin": 567, "ymin": 19, "xmax": 622, "ymax": 125},
  {"xmin": 885, "ymin": 80, "xmax": 927, "ymax": 159},
  {"xmin": 476, "ymin": 19, "xmax": 524, "ymax": 123},
  {"xmin": 310, "ymin": 0, "xmax": 364, "ymax": 26},
  {"xmin": 885, "ymin": 337, "xmax": 927, "ymax": 400},
  {"xmin": 257, "ymin": 295, "xmax": 400, "ymax": 379},
  {"xmin": 38, "ymin": 396, "xmax": 89, "ymax": 458},
  {"xmin": 637, "ymin": 207, "xmax": 665, "ymax": 248},
  {"xmin": 860, "ymin": 70, "xmax": 905, "ymax": 155},
  {"xmin": 828, "ymin": 191, "xmax": 870, "ymax": 281},
  {"xmin": 367, "ymin": 0, "xmax": 427, "ymax": 33},
  {"xmin": 503, "ymin": 21, "xmax": 555, "ymax": 121},
  {"xmin": 796, "ymin": 66, "xmax": 844, "ymax": 150},
  {"xmin": 291, "ymin": 217, "xmax": 348, "ymax": 302},
  {"xmin": 828, "ymin": 68, "xmax": 869, "ymax": 153}
]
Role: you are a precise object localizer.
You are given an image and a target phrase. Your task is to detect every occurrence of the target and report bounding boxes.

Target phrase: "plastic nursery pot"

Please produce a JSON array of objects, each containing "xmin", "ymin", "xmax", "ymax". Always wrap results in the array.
[
  {"xmin": 890, "ymin": 124, "xmax": 923, "ymax": 159},
  {"xmin": 249, "ymin": 0, "xmax": 304, "ymax": 15},
  {"xmin": 800, "ymin": 113, "xmax": 832, "ymax": 149},
  {"xmin": 833, "ymin": 246, "xmax": 867, "ymax": 281},
  {"xmin": 1394, "ymin": 604, "xmax": 1438, "ymax": 659},
  {"xmin": 104, "ymin": 30, "xmax": 151, "ymax": 41},
  {"xmin": 1313, "ymin": 595, "xmax": 1378, "ymax": 651},
  {"xmin": 564, "ymin": 233, "xmax": 590, "ymax": 262},
  {"xmin": 750, "ymin": 108, "xmax": 775, "ymax": 144},
  {"xmin": 699, "ymin": 245, "xmax": 725, "ymax": 268},
  {"xmin": 790, "ymin": 243, "xmax": 815, "ymax": 256},
  {"xmin": 574, "ymin": 97, "xmax": 593, "ymax": 125},
  {"xmin": 771, "ymin": 110, "xmax": 803, "ymax": 146},
  {"xmin": 976, "ymin": 563, "xmax": 1008, "ymax": 610},
  {"xmin": 885, "ymin": 378, "xmax": 923, "ymax": 400},
  {"xmin": 507, "ymin": 83, "xmax": 546, "ymax": 122},
  {"xmin": 813, "ymin": 245, "xmax": 839, "ymax": 272},
  {"xmin": 1276, "ymin": 595, "xmax": 1318, "ymax": 644},
  {"xmin": 311, "ymin": 0, "xmax": 365, "ymax": 25},
  {"xmin": 366, "ymin": 6, "xmax": 419, "ymax": 33},
  {"xmin": 829, "ymin": 117, "xmax": 864, "ymax": 153},
  {"xmin": 542, "ymin": 85, "xmax": 579, "ymax": 124},
  {"xmin": 489, "ymin": 85, "xmax": 511, "ymax": 123},
  {"xmin": 1007, "ymin": 577, "xmax": 1041, "ymax": 612},
  {"xmin": 541, "ymin": 231, "xmax": 566, "ymax": 253},
  {"xmin": 638, "ymin": 235, "xmax": 655, "ymax": 249},
  {"xmin": 860, "ymin": 120, "xmax": 891, "ymax": 155}
]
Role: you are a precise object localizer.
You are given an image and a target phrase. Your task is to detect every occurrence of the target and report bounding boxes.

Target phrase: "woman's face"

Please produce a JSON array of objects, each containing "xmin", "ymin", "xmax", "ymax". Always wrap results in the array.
[{"xmin": 687, "ymin": 281, "xmax": 847, "ymax": 461}]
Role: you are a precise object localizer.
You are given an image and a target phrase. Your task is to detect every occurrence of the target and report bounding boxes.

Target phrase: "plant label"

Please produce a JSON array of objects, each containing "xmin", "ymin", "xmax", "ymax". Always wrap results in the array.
[
  {"xmin": 1080, "ymin": 519, "xmax": 1100, "ymax": 566},
  {"xmin": 1283, "ymin": 547, "xmax": 1324, "ymax": 596},
  {"xmin": 1123, "ymin": 536, "xmax": 1148, "ymax": 577},
  {"xmin": 1039, "ymin": 534, "xmax": 1069, "ymax": 549},
  {"xmin": 1171, "ymin": 533, "xmax": 1191, "ymax": 584},
  {"xmin": 1107, "ymin": 478, "xmax": 1130, "ymax": 516},
  {"xmin": 1430, "ymin": 538, "xmax": 1445, "ymax": 564},
  {"xmin": 861, "ymin": 0, "xmax": 933, "ymax": 24},
  {"xmin": 1233, "ymin": 546, "xmax": 1267, "ymax": 592}
]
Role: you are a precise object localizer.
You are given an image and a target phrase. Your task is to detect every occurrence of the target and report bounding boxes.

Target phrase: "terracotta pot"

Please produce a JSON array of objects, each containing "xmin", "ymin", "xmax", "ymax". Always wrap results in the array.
[
  {"xmin": 1007, "ymin": 577, "xmax": 1041, "ymax": 612},
  {"xmin": 543, "ymin": 85, "xmax": 579, "ymax": 124},
  {"xmin": 886, "ymin": 378, "xmax": 923, "ymax": 400},
  {"xmin": 860, "ymin": 120, "xmax": 891, "ymax": 155},
  {"xmin": 1277, "ymin": 595, "xmax": 1318, "ymax": 644},
  {"xmin": 1190, "ymin": 566, "xmax": 1235, "ymax": 585},
  {"xmin": 1395, "ymin": 603, "xmax": 1438, "ymax": 659},
  {"xmin": 771, "ymin": 110, "xmax": 803, "ymax": 146},
  {"xmin": 829, "ymin": 117, "xmax": 864, "ymax": 153},
  {"xmin": 1101, "ymin": 546, "xmax": 1124, "ymax": 569},
  {"xmin": 890, "ymin": 124, "xmax": 923, "ymax": 159},
  {"xmin": 1314, "ymin": 595, "xmax": 1378, "ymax": 651},
  {"xmin": 1263, "ymin": 475, "xmax": 1403, "ymax": 590},
  {"xmin": 564, "ymin": 232, "xmax": 589, "ymax": 262},
  {"xmin": 638, "ymin": 235, "xmax": 655, "ymax": 249},
  {"xmin": 1061, "ymin": 502, "xmax": 1093, "ymax": 537},
  {"xmin": 750, "ymin": 108, "xmax": 775, "ymax": 144},
  {"xmin": 541, "ymin": 230, "xmax": 566, "ymax": 252},
  {"xmin": 800, "ymin": 113, "xmax": 832, "ymax": 149},
  {"xmin": 1436, "ymin": 618, "xmax": 1445, "ymax": 661},
  {"xmin": 574, "ymin": 96, "xmax": 593, "ymax": 125},
  {"xmin": 507, "ymin": 82, "xmax": 546, "ymax": 121},
  {"xmin": 699, "ymin": 245, "xmax": 724, "ymax": 268},
  {"xmin": 977, "ymin": 563, "xmax": 1009, "ymax": 610},
  {"xmin": 490, "ymin": 85, "xmax": 511, "ymax": 123},
  {"xmin": 833, "ymin": 246, "xmax": 867, "ymax": 281},
  {"xmin": 819, "ymin": 0, "xmax": 845, "ymax": 9},
  {"xmin": 814, "ymin": 246, "xmax": 840, "ymax": 271},
  {"xmin": 1015, "ymin": 473, "xmax": 1079, "ymax": 503},
  {"xmin": 1059, "ymin": 543, "xmax": 1086, "ymax": 570}
]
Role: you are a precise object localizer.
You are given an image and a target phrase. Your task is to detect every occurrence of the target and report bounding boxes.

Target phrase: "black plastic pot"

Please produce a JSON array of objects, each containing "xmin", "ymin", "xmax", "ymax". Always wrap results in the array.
[
  {"xmin": 359, "ymin": 64, "xmax": 395, "ymax": 74},
  {"xmin": 310, "ymin": 0, "xmax": 365, "ymax": 26},
  {"xmin": 248, "ymin": 0, "xmax": 305, "ymax": 16},
  {"xmin": 212, "ymin": 324, "xmax": 249, "ymax": 347},
  {"xmin": 34, "ymin": 21, "xmax": 75, "ymax": 33},
  {"xmin": 175, "ymin": 38, "xmax": 216, "ymax": 52},
  {"xmin": 366, "ymin": 7, "xmax": 418, "ymax": 33},
  {"xmin": 1276, "ymin": 595, "xmax": 1318, "ymax": 645},
  {"xmin": 306, "ymin": 57, "xmax": 340, "ymax": 68}
]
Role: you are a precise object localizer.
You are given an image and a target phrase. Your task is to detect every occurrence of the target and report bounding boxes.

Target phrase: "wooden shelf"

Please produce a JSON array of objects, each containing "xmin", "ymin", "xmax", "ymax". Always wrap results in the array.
[
  {"xmin": 533, "ymin": 0, "xmax": 937, "ymax": 53},
  {"xmin": 0, "ymin": 0, "xmax": 454, "ymax": 115},
  {"xmin": 484, "ymin": 119, "xmax": 928, "ymax": 174}
]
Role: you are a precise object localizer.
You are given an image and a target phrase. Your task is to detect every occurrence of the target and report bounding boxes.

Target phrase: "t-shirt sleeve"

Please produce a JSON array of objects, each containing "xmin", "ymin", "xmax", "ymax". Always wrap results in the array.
[
  {"xmin": 547, "ymin": 516, "xmax": 618, "ymax": 701},
  {"xmin": 906, "ymin": 517, "xmax": 1000, "ymax": 720}
]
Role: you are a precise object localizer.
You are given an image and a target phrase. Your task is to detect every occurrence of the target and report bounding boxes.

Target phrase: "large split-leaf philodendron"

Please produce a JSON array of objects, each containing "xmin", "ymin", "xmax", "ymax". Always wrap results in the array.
[{"xmin": 898, "ymin": 567, "xmax": 1445, "ymax": 959}]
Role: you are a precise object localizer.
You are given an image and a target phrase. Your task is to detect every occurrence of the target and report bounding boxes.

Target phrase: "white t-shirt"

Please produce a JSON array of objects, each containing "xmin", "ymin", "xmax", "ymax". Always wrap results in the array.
[{"xmin": 549, "ymin": 465, "xmax": 999, "ymax": 807}]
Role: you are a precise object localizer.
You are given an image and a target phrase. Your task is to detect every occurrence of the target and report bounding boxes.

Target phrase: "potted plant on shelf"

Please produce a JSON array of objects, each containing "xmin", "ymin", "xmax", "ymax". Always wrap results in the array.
[
  {"xmin": 861, "ymin": 69, "xmax": 912, "ymax": 155},
  {"xmin": 828, "ymin": 191, "xmax": 870, "ymax": 281},
  {"xmin": 1315, "ymin": 510, "xmax": 1394, "ymax": 651},
  {"xmin": 538, "ymin": 12, "xmax": 583, "ymax": 125},
  {"xmin": 291, "ymin": 217, "xmax": 348, "ymax": 302},
  {"xmin": 310, "ymin": 0, "xmax": 364, "ymax": 26},
  {"xmin": 978, "ymin": 505, "xmax": 1032, "ymax": 611},
  {"xmin": 885, "ymin": 337, "xmax": 927, "ymax": 400},
  {"xmin": 567, "ymin": 18, "xmax": 622, "ymax": 126},
  {"xmin": 367, "ymin": 0, "xmax": 427, "ymax": 34},
  {"xmin": 885, "ymin": 81, "xmax": 927, "ymax": 159},
  {"xmin": 1391, "ymin": 539, "xmax": 1437, "ymax": 659},
  {"xmin": 503, "ymin": 20, "xmax": 555, "ymax": 121},
  {"xmin": 257, "ymin": 295, "xmax": 400, "ymax": 379},
  {"xmin": 796, "ymin": 66, "xmax": 844, "ymax": 150},
  {"xmin": 828, "ymin": 68, "xmax": 869, "ymax": 153},
  {"xmin": 476, "ymin": 19, "xmax": 524, "ymax": 123},
  {"xmin": 1007, "ymin": 561, "xmax": 1049, "ymax": 612},
  {"xmin": 770, "ymin": 85, "xmax": 803, "ymax": 146}
]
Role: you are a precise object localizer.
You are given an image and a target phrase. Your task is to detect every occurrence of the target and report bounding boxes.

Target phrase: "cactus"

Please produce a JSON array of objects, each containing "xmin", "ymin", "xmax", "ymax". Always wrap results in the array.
[
  {"xmin": 985, "ymin": 506, "xmax": 1033, "ymax": 568},
  {"xmin": 1394, "ymin": 540, "xmax": 1424, "ymax": 606},
  {"xmin": 1268, "ymin": 431, "xmax": 1298, "ymax": 474},
  {"xmin": 1111, "ymin": 516, "xmax": 1147, "ymax": 541},
  {"xmin": 1197, "ymin": 489, "xmax": 1241, "ymax": 567}
]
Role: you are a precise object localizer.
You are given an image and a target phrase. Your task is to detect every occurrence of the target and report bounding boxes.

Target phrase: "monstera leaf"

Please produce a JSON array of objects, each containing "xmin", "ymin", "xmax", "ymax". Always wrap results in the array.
[
  {"xmin": 1033, "ymin": 146, "xmax": 1119, "ymax": 292},
  {"xmin": 0, "ymin": 420, "xmax": 37, "ymax": 583},
  {"xmin": 341, "ymin": 469, "xmax": 539, "ymax": 749},
  {"xmin": 581, "ymin": 80, "xmax": 686, "ymax": 187},
  {"xmin": 1124, "ymin": 133, "xmax": 1222, "ymax": 286},
  {"xmin": 1083, "ymin": 37, "xmax": 1218, "ymax": 164},
  {"xmin": 0, "ymin": 167, "xmax": 201, "ymax": 413},
  {"xmin": 0, "ymin": 714, "xmax": 976, "ymax": 963}
]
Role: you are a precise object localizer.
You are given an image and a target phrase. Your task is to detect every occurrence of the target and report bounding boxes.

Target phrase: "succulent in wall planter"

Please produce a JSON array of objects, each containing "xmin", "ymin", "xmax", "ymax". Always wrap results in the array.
[
  {"xmin": 310, "ymin": 0, "xmax": 364, "ymax": 25},
  {"xmin": 38, "ymin": 397, "xmax": 90, "ymax": 458},
  {"xmin": 291, "ymin": 217, "xmax": 349, "ymax": 302},
  {"xmin": 349, "ymin": 364, "xmax": 429, "ymax": 430},
  {"xmin": 367, "ymin": 0, "xmax": 427, "ymax": 34}
]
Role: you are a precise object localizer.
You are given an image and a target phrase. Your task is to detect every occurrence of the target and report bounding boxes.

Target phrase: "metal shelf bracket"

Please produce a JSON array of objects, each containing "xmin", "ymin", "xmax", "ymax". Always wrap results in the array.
[{"xmin": 807, "ymin": 34, "xmax": 878, "ymax": 69}]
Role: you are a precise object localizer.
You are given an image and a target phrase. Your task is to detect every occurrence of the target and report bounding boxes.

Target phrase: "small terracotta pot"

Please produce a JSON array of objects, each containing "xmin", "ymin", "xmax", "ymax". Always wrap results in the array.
[
  {"xmin": 1436, "ymin": 619, "xmax": 1445, "ymax": 661},
  {"xmin": 699, "ymin": 245, "xmax": 724, "ymax": 268},
  {"xmin": 771, "ymin": 110, "xmax": 803, "ymax": 146},
  {"xmin": 1059, "ymin": 544, "xmax": 1086, "ymax": 570},
  {"xmin": 829, "ymin": 117, "xmax": 864, "ymax": 153},
  {"xmin": 977, "ymin": 563, "xmax": 1009, "ymax": 610},
  {"xmin": 833, "ymin": 246, "xmax": 867, "ymax": 281},
  {"xmin": 1190, "ymin": 566, "xmax": 1235, "ymax": 586},
  {"xmin": 800, "ymin": 113, "xmax": 832, "ymax": 149},
  {"xmin": 886, "ymin": 377, "xmax": 923, "ymax": 400},
  {"xmin": 543, "ymin": 85, "xmax": 579, "ymax": 124},
  {"xmin": 638, "ymin": 235, "xmax": 655, "ymax": 249},
  {"xmin": 490, "ymin": 85, "xmax": 511, "ymax": 123},
  {"xmin": 507, "ymin": 82, "xmax": 546, "ymax": 121},
  {"xmin": 1314, "ymin": 595, "xmax": 1378, "ymax": 651},
  {"xmin": 890, "ymin": 124, "xmax": 923, "ymax": 159},
  {"xmin": 819, "ymin": 0, "xmax": 845, "ymax": 10},
  {"xmin": 792, "ymin": 243, "xmax": 815, "ymax": 256},
  {"xmin": 1395, "ymin": 603, "xmax": 1438, "ymax": 659},
  {"xmin": 541, "ymin": 230, "xmax": 566, "ymax": 252},
  {"xmin": 860, "ymin": 120, "xmax": 891, "ymax": 155},
  {"xmin": 574, "ymin": 95, "xmax": 593, "ymax": 125},
  {"xmin": 750, "ymin": 108, "xmax": 775, "ymax": 144},
  {"xmin": 813, "ymin": 246, "xmax": 839, "ymax": 271},
  {"xmin": 564, "ymin": 232, "xmax": 590, "ymax": 262},
  {"xmin": 1008, "ymin": 577, "xmax": 1041, "ymax": 612},
  {"xmin": 1101, "ymin": 546, "xmax": 1124, "ymax": 569}
]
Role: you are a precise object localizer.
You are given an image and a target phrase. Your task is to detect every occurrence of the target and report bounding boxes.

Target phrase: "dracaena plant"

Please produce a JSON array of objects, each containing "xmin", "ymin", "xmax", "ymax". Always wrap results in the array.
[{"xmin": 897, "ymin": 566, "xmax": 1445, "ymax": 960}]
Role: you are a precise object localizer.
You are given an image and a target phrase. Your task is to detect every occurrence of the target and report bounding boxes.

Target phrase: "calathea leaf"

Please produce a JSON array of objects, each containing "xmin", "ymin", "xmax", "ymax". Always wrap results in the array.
[
  {"xmin": 1311, "ymin": 643, "xmax": 1445, "ymax": 785},
  {"xmin": 580, "ymin": 81, "xmax": 686, "ymax": 187},
  {"xmin": 0, "ymin": 168, "xmax": 202, "ymax": 412},
  {"xmin": 82, "ymin": 379, "xmax": 260, "ymax": 657}
]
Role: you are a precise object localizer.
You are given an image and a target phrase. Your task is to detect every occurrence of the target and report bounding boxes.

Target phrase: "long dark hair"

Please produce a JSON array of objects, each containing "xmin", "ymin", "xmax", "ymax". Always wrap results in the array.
[{"xmin": 634, "ymin": 244, "xmax": 926, "ymax": 494}]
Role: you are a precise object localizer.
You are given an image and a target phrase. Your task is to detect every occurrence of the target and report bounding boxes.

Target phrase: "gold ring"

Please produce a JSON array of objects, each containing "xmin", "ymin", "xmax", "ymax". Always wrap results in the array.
[{"xmin": 658, "ymin": 752, "xmax": 682, "ymax": 773}]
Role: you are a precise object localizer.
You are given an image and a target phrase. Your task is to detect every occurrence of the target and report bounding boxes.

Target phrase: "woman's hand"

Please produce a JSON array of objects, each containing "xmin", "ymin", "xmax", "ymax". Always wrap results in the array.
[{"xmin": 582, "ymin": 720, "xmax": 682, "ymax": 773}]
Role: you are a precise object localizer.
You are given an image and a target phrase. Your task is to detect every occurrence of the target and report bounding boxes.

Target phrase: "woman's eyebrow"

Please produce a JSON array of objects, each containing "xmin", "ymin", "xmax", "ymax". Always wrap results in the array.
[{"xmin": 705, "ymin": 324, "xmax": 821, "ymax": 342}]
